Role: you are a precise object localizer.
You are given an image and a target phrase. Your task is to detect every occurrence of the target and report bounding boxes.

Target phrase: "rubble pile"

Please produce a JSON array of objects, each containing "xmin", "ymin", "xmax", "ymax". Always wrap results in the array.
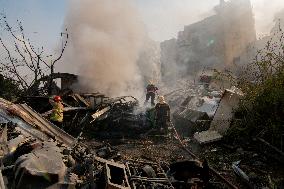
[
  {"xmin": 0, "ymin": 75, "xmax": 283, "ymax": 189},
  {"xmin": 21, "ymin": 93, "xmax": 148, "ymax": 139},
  {"xmin": 0, "ymin": 97, "xmax": 214, "ymax": 189},
  {"xmin": 163, "ymin": 79, "xmax": 222, "ymax": 139},
  {"xmin": 0, "ymin": 0, "xmax": 283, "ymax": 187},
  {"xmin": 160, "ymin": 78, "xmax": 284, "ymax": 188}
]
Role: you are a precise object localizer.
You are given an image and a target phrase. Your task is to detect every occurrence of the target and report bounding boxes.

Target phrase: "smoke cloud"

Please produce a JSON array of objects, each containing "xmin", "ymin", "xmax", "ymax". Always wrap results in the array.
[
  {"xmin": 62, "ymin": 0, "xmax": 284, "ymax": 98},
  {"xmin": 64, "ymin": 0, "xmax": 147, "ymax": 97},
  {"xmin": 134, "ymin": 0, "xmax": 284, "ymax": 41},
  {"xmin": 134, "ymin": 0, "xmax": 218, "ymax": 41},
  {"xmin": 251, "ymin": 0, "xmax": 284, "ymax": 37}
]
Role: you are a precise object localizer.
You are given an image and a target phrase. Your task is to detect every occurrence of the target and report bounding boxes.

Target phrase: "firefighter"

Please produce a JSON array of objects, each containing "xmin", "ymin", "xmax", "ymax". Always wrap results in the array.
[
  {"xmin": 145, "ymin": 81, "xmax": 158, "ymax": 106},
  {"xmin": 155, "ymin": 96, "xmax": 170, "ymax": 134},
  {"xmin": 49, "ymin": 95, "xmax": 64, "ymax": 127}
]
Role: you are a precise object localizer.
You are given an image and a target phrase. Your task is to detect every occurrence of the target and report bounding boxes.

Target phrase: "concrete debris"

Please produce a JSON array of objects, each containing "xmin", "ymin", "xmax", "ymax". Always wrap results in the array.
[
  {"xmin": 194, "ymin": 130, "xmax": 223, "ymax": 144},
  {"xmin": 195, "ymin": 96, "xmax": 220, "ymax": 117},
  {"xmin": 164, "ymin": 79, "xmax": 224, "ymax": 139},
  {"xmin": 179, "ymin": 109, "xmax": 209, "ymax": 123},
  {"xmin": 94, "ymin": 156, "xmax": 131, "ymax": 189},
  {"xmin": 0, "ymin": 80, "xmax": 278, "ymax": 189},
  {"xmin": 0, "ymin": 96, "xmax": 217, "ymax": 189},
  {"xmin": 209, "ymin": 88, "xmax": 243, "ymax": 135},
  {"xmin": 173, "ymin": 109, "xmax": 210, "ymax": 137},
  {"xmin": 13, "ymin": 142, "xmax": 67, "ymax": 189},
  {"xmin": 192, "ymin": 88, "xmax": 243, "ymax": 144}
]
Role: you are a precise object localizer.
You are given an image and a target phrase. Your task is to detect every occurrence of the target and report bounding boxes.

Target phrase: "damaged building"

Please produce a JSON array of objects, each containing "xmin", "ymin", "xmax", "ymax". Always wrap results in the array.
[
  {"xmin": 239, "ymin": 8, "xmax": 284, "ymax": 71},
  {"xmin": 160, "ymin": 0, "xmax": 256, "ymax": 82}
]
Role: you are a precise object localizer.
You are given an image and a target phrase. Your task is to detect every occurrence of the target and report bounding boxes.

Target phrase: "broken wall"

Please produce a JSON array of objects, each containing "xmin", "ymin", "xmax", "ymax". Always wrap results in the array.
[{"xmin": 209, "ymin": 89, "xmax": 242, "ymax": 134}]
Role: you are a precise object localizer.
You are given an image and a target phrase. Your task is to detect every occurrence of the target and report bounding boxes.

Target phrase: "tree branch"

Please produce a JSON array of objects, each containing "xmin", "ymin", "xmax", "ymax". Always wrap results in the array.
[
  {"xmin": 0, "ymin": 37, "xmax": 28, "ymax": 89},
  {"xmin": 52, "ymin": 30, "xmax": 68, "ymax": 66}
]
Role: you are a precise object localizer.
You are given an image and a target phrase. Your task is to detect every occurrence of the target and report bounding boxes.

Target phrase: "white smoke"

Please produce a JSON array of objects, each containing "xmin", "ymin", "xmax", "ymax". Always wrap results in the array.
[
  {"xmin": 134, "ymin": 0, "xmax": 284, "ymax": 41},
  {"xmin": 251, "ymin": 0, "xmax": 284, "ymax": 37},
  {"xmin": 64, "ymin": 0, "xmax": 149, "ymax": 97}
]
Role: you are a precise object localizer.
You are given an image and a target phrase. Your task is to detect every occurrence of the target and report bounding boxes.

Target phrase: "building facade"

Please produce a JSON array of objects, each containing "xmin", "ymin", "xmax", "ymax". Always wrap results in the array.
[{"xmin": 160, "ymin": 0, "xmax": 256, "ymax": 81}]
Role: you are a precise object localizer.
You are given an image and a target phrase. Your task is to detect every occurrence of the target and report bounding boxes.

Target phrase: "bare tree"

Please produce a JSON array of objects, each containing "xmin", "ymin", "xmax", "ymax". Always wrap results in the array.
[{"xmin": 0, "ymin": 14, "xmax": 68, "ymax": 95}]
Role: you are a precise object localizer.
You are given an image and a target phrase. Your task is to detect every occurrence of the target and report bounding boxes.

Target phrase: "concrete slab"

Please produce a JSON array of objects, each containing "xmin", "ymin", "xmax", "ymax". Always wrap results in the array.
[
  {"xmin": 194, "ymin": 130, "xmax": 223, "ymax": 144},
  {"xmin": 209, "ymin": 89, "xmax": 243, "ymax": 134}
]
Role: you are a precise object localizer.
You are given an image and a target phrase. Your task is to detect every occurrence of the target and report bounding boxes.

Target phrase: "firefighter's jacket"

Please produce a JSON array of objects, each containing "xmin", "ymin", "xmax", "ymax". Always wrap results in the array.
[
  {"xmin": 146, "ymin": 84, "xmax": 158, "ymax": 94},
  {"xmin": 155, "ymin": 102, "xmax": 170, "ymax": 122},
  {"xmin": 50, "ymin": 102, "xmax": 64, "ymax": 123}
]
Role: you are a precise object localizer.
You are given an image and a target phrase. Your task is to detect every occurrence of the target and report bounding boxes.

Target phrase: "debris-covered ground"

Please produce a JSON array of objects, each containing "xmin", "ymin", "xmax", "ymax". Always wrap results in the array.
[
  {"xmin": 0, "ymin": 0, "xmax": 284, "ymax": 188},
  {"xmin": 0, "ymin": 77, "xmax": 283, "ymax": 189}
]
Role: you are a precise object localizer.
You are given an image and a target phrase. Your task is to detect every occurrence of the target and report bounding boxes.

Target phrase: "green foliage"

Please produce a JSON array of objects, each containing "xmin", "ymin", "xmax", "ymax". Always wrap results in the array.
[
  {"xmin": 227, "ymin": 28, "xmax": 284, "ymax": 147},
  {"xmin": 213, "ymin": 69, "xmax": 238, "ymax": 86},
  {"xmin": 0, "ymin": 74, "xmax": 22, "ymax": 101}
]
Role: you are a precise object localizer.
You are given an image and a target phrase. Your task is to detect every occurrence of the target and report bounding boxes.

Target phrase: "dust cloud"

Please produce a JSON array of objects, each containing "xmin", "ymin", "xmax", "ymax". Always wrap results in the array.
[{"xmin": 64, "ymin": 0, "xmax": 148, "ymax": 97}]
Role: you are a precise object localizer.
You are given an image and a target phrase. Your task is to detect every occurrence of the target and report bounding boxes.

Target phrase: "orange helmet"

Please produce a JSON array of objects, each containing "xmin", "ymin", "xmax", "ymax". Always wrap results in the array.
[{"xmin": 53, "ymin": 95, "xmax": 62, "ymax": 102}]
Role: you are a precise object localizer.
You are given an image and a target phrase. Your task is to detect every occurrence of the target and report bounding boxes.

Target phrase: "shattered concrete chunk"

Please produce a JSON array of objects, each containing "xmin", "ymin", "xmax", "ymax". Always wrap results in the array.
[
  {"xmin": 14, "ymin": 142, "xmax": 67, "ymax": 189},
  {"xmin": 209, "ymin": 89, "xmax": 243, "ymax": 134},
  {"xmin": 194, "ymin": 130, "xmax": 222, "ymax": 144}
]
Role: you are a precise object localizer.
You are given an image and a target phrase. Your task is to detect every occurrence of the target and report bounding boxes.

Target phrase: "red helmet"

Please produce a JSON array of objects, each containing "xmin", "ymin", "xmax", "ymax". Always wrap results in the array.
[{"xmin": 53, "ymin": 95, "xmax": 62, "ymax": 102}]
